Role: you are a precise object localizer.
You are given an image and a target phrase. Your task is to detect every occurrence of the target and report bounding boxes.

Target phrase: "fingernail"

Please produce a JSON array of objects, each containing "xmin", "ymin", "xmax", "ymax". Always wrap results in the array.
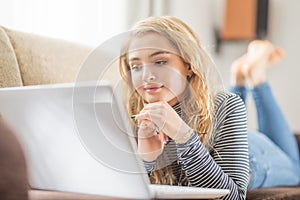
[{"xmin": 155, "ymin": 126, "xmax": 159, "ymax": 133}]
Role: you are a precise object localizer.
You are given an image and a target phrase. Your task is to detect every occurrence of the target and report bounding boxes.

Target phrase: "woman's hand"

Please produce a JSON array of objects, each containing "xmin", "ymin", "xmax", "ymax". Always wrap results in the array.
[
  {"xmin": 137, "ymin": 119, "xmax": 168, "ymax": 162},
  {"xmin": 135, "ymin": 101, "xmax": 191, "ymax": 141}
]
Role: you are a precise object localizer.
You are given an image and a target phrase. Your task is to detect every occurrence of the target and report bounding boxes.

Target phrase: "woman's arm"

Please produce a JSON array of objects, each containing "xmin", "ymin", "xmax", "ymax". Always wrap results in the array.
[{"xmin": 177, "ymin": 92, "xmax": 249, "ymax": 200}]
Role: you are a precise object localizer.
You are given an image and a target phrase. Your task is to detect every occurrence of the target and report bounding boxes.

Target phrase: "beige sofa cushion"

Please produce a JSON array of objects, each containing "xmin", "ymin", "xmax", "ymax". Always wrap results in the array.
[
  {"xmin": 4, "ymin": 27, "xmax": 92, "ymax": 85},
  {"xmin": 0, "ymin": 27, "xmax": 23, "ymax": 87}
]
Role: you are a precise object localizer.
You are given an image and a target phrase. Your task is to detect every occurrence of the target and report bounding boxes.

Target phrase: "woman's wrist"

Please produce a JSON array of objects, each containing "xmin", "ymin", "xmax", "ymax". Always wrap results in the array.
[{"xmin": 174, "ymin": 127, "xmax": 194, "ymax": 144}]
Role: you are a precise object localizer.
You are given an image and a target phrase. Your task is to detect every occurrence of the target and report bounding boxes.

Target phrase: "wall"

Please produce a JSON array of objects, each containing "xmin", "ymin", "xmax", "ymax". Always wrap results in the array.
[
  {"xmin": 0, "ymin": 0, "xmax": 128, "ymax": 47},
  {"xmin": 165, "ymin": 0, "xmax": 300, "ymax": 131},
  {"xmin": 0, "ymin": 0, "xmax": 299, "ymax": 131}
]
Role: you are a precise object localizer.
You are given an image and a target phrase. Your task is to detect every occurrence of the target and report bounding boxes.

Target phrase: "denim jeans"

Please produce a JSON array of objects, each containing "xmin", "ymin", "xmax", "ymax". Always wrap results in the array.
[{"xmin": 230, "ymin": 83, "xmax": 300, "ymax": 189}]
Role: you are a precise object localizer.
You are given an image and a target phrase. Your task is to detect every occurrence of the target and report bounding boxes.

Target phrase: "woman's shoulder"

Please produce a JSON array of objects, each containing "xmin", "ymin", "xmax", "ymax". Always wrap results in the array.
[
  {"xmin": 213, "ymin": 90, "xmax": 246, "ymax": 124},
  {"xmin": 212, "ymin": 90, "xmax": 247, "ymax": 142},
  {"xmin": 214, "ymin": 90, "xmax": 244, "ymax": 111}
]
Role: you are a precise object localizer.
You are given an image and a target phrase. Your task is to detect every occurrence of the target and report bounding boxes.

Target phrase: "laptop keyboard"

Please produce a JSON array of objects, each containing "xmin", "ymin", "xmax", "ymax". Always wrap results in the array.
[{"xmin": 149, "ymin": 184, "xmax": 230, "ymax": 199}]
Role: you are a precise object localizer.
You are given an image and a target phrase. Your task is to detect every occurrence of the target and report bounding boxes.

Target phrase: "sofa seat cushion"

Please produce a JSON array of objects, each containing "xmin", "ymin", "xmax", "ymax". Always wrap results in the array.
[
  {"xmin": 247, "ymin": 186, "xmax": 300, "ymax": 200},
  {"xmin": 0, "ymin": 26, "xmax": 23, "ymax": 87}
]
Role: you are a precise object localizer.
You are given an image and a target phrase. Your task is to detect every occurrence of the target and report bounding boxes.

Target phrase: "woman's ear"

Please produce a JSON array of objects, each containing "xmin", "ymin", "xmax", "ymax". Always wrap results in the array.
[
  {"xmin": 187, "ymin": 65, "xmax": 194, "ymax": 79},
  {"xmin": 186, "ymin": 64, "xmax": 193, "ymax": 78},
  {"xmin": 187, "ymin": 70, "xmax": 193, "ymax": 78}
]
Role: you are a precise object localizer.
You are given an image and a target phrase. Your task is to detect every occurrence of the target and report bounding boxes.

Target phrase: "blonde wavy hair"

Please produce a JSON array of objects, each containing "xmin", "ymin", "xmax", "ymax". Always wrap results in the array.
[{"xmin": 119, "ymin": 16, "xmax": 220, "ymax": 185}]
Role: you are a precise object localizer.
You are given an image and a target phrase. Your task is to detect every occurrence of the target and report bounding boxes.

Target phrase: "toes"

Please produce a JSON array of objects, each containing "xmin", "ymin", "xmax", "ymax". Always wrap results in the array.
[{"xmin": 269, "ymin": 47, "xmax": 285, "ymax": 65}]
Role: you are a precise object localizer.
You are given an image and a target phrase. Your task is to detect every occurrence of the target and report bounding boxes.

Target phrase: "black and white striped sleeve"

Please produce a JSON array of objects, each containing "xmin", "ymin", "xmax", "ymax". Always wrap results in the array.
[{"xmin": 176, "ymin": 92, "xmax": 249, "ymax": 200}]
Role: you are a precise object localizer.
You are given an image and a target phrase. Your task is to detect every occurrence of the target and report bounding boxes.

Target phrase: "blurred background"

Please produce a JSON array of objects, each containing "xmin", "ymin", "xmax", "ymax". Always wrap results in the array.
[{"xmin": 0, "ymin": 0, "xmax": 299, "ymax": 132}]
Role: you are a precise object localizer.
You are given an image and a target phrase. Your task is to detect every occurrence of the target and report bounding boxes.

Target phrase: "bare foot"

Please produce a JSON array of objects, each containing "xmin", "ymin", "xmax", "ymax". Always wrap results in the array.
[
  {"xmin": 269, "ymin": 47, "xmax": 285, "ymax": 65},
  {"xmin": 230, "ymin": 54, "xmax": 248, "ymax": 87},
  {"xmin": 243, "ymin": 40, "xmax": 285, "ymax": 87}
]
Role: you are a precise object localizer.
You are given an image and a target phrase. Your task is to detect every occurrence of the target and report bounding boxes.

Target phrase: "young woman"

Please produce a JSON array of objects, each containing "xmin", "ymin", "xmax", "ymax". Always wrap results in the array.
[
  {"xmin": 229, "ymin": 40, "xmax": 300, "ymax": 189},
  {"xmin": 119, "ymin": 16, "xmax": 249, "ymax": 200}
]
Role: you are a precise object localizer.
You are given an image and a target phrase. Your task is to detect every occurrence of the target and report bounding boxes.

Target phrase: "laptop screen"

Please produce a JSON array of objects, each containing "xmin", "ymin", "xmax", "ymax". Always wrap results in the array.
[{"xmin": 0, "ymin": 82, "xmax": 152, "ymax": 199}]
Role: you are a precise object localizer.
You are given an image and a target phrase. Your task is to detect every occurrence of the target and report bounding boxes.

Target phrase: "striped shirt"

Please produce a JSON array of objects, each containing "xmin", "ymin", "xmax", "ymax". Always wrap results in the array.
[{"xmin": 144, "ymin": 91, "xmax": 249, "ymax": 200}]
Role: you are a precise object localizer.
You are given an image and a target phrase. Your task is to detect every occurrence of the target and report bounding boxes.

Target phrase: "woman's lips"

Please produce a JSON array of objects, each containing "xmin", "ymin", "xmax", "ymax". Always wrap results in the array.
[{"xmin": 144, "ymin": 85, "xmax": 163, "ymax": 94}]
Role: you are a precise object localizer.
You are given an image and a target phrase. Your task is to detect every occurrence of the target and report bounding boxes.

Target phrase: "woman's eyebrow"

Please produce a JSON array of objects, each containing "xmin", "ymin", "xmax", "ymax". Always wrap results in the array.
[
  {"xmin": 129, "ymin": 57, "xmax": 140, "ymax": 62},
  {"xmin": 149, "ymin": 51, "xmax": 171, "ymax": 58},
  {"xmin": 129, "ymin": 51, "xmax": 171, "ymax": 62}
]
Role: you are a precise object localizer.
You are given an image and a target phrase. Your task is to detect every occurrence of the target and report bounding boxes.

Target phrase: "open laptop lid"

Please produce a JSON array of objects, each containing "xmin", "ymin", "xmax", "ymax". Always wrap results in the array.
[{"xmin": 0, "ymin": 81, "xmax": 152, "ymax": 199}]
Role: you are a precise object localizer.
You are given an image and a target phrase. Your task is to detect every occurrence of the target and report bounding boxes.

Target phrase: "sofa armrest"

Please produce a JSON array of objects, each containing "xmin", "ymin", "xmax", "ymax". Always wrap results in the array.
[
  {"xmin": 3, "ymin": 27, "xmax": 92, "ymax": 86},
  {"xmin": 0, "ymin": 117, "xmax": 28, "ymax": 200}
]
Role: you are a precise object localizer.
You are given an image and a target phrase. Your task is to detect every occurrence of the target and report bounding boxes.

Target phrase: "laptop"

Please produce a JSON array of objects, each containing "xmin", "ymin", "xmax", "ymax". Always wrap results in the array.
[{"xmin": 0, "ymin": 81, "xmax": 229, "ymax": 199}]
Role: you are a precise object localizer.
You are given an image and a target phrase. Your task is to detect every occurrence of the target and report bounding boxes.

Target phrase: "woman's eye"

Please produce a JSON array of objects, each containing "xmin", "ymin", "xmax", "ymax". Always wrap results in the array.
[
  {"xmin": 155, "ymin": 60, "xmax": 167, "ymax": 66},
  {"xmin": 131, "ymin": 65, "xmax": 142, "ymax": 71}
]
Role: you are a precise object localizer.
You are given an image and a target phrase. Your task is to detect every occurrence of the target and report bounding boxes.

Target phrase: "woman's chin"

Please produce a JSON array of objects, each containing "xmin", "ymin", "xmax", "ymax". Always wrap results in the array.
[
  {"xmin": 144, "ymin": 95, "xmax": 164, "ymax": 103},
  {"xmin": 145, "ymin": 96, "xmax": 176, "ymax": 104},
  {"xmin": 145, "ymin": 98, "xmax": 161, "ymax": 103}
]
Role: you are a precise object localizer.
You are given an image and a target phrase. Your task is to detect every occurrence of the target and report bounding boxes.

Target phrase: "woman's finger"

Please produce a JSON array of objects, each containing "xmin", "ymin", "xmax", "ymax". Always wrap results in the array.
[{"xmin": 138, "ymin": 120, "xmax": 157, "ymax": 138}]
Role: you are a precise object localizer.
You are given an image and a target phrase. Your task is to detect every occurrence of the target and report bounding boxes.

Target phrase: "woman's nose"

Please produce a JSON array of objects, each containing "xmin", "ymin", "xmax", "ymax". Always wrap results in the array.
[{"xmin": 142, "ymin": 65, "xmax": 156, "ymax": 82}]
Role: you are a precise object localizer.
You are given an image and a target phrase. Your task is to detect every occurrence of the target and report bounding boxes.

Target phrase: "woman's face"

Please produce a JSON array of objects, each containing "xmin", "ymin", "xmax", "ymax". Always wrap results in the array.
[{"xmin": 127, "ymin": 33, "xmax": 189, "ymax": 106}]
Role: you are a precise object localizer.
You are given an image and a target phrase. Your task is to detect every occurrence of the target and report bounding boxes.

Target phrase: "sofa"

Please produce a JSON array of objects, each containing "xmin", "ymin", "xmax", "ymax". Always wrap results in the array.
[{"xmin": 0, "ymin": 26, "xmax": 300, "ymax": 200}]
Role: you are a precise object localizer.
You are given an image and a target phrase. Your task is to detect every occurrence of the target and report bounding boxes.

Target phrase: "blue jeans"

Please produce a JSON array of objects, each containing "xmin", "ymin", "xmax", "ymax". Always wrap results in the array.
[{"xmin": 230, "ymin": 83, "xmax": 300, "ymax": 189}]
